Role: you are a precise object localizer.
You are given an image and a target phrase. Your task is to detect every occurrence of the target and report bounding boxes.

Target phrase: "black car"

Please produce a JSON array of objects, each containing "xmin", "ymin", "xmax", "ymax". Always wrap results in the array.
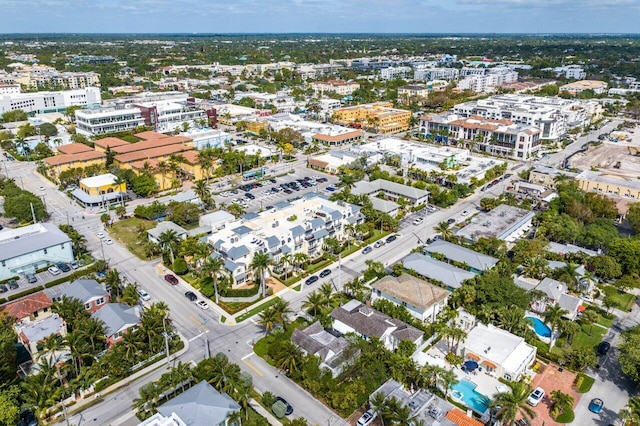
[
  {"xmin": 447, "ymin": 218, "xmax": 455, "ymax": 225},
  {"xmin": 319, "ymin": 269, "xmax": 331, "ymax": 278},
  {"xmin": 185, "ymin": 291, "xmax": 197, "ymax": 302},
  {"xmin": 7, "ymin": 279, "xmax": 18, "ymax": 290},
  {"xmin": 386, "ymin": 235, "xmax": 397, "ymax": 243},
  {"xmin": 0, "ymin": 284, "xmax": 7, "ymax": 293},
  {"xmin": 283, "ymin": 188, "xmax": 293, "ymax": 194},
  {"xmin": 245, "ymin": 192, "xmax": 256, "ymax": 199},
  {"xmin": 57, "ymin": 262, "xmax": 71, "ymax": 273},
  {"xmin": 597, "ymin": 341, "xmax": 611, "ymax": 356},
  {"xmin": 271, "ymin": 187, "xmax": 280, "ymax": 192},
  {"xmin": 275, "ymin": 397, "xmax": 293, "ymax": 415},
  {"xmin": 317, "ymin": 177, "xmax": 328, "ymax": 183},
  {"xmin": 270, "ymin": 178, "xmax": 277, "ymax": 183},
  {"xmin": 305, "ymin": 275, "xmax": 319, "ymax": 285}
]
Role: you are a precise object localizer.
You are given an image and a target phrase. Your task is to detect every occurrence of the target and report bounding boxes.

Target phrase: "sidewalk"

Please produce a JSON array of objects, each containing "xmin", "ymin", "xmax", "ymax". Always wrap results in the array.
[{"xmin": 249, "ymin": 398, "xmax": 282, "ymax": 426}]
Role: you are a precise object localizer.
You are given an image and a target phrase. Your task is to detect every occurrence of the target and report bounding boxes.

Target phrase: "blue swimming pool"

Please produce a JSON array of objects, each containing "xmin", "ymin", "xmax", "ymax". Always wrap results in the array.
[
  {"xmin": 450, "ymin": 379, "xmax": 491, "ymax": 413},
  {"xmin": 526, "ymin": 316, "xmax": 552, "ymax": 338}
]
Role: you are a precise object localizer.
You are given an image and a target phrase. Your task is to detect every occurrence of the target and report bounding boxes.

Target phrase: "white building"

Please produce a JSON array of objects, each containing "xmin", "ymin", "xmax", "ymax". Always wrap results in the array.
[
  {"xmin": 75, "ymin": 105, "xmax": 145, "ymax": 136},
  {"xmin": 266, "ymin": 113, "xmax": 362, "ymax": 146},
  {"xmin": 0, "ymin": 223, "xmax": 73, "ymax": 280},
  {"xmin": 0, "ymin": 83, "xmax": 21, "ymax": 95},
  {"xmin": 0, "ymin": 87, "xmax": 101, "ymax": 115},
  {"xmin": 457, "ymin": 67, "xmax": 518, "ymax": 94},
  {"xmin": 311, "ymin": 80, "xmax": 360, "ymax": 96},
  {"xmin": 380, "ymin": 66, "xmax": 412, "ymax": 80},
  {"xmin": 413, "ymin": 67, "xmax": 459, "ymax": 81},
  {"xmin": 547, "ymin": 65, "xmax": 586, "ymax": 80},
  {"xmin": 451, "ymin": 94, "xmax": 602, "ymax": 139},
  {"xmin": 208, "ymin": 194, "xmax": 364, "ymax": 286},
  {"xmin": 180, "ymin": 128, "xmax": 231, "ymax": 150}
]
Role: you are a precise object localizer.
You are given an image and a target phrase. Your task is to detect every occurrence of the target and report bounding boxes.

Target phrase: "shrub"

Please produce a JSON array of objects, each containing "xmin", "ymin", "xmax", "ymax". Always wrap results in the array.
[
  {"xmin": 172, "ymin": 257, "xmax": 188, "ymax": 275},
  {"xmin": 220, "ymin": 285, "xmax": 259, "ymax": 297},
  {"xmin": 262, "ymin": 391, "xmax": 277, "ymax": 407}
]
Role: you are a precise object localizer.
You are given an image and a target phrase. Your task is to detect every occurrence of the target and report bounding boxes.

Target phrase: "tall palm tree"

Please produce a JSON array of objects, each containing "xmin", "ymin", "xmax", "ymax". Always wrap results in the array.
[
  {"xmin": 271, "ymin": 298, "xmax": 293, "ymax": 329},
  {"xmin": 370, "ymin": 392, "xmax": 389, "ymax": 426},
  {"xmin": 274, "ymin": 341, "xmax": 302, "ymax": 376},
  {"xmin": 157, "ymin": 229, "xmax": 181, "ymax": 263},
  {"xmin": 302, "ymin": 291, "xmax": 327, "ymax": 317},
  {"xmin": 193, "ymin": 180, "xmax": 214, "ymax": 209},
  {"xmin": 202, "ymin": 257, "xmax": 225, "ymax": 303},
  {"xmin": 435, "ymin": 221, "xmax": 454, "ymax": 242},
  {"xmin": 490, "ymin": 380, "xmax": 536, "ymax": 426},
  {"xmin": 293, "ymin": 252, "xmax": 309, "ymax": 272},
  {"xmin": 155, "ymin": 160, "xmax": 171, "ymax": 190},
  {"xmin": 250, "ymin": 252, "xmax": 273, "ymax": 297},
  {"xmin": 77, "ymin": 317, "xmax": 106, "ymax": 355},
  {"xmin": 105, "ymin": 269, "xmax": 122, "ymax": 300},
  {"xmin": 121, "ymin": 284, "xmax": 140, "ymax": 307},
  {"xmin": 338, "ymin": 173, "xmax": 357, "ymax": 189},
  {"xmin": 319, "ymin": 282, "xmax": 336, "ymax": 306},
  {"xmin": 580, "ymin": 309, "xmax": 599, "ymax": 337},
  {"xmin": 52, "ymin": 296, "xmax": 89, "ymax": 331},
  {"xmin": 258, "ymin": 307, "xmax": 278, "ymax": 335},
  {"xmin": 280, "ymin": 253, "xmax": 292, "ymax": 280}
]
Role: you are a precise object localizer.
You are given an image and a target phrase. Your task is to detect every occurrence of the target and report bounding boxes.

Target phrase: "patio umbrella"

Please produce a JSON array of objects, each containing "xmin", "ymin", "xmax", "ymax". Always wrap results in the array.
[{"xmin": 464, "ymin": 360, "xmax": 479, "ymax": 371}]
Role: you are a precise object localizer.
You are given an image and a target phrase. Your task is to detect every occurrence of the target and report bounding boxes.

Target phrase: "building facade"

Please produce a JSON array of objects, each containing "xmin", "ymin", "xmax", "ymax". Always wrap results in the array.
[
  {"xmin": 332, "ymin": 102, "xmax": 411, "ymax": 134},
  {"xmin": 0, "ymin": 87, "xmax": 101, "ymax": 115}
]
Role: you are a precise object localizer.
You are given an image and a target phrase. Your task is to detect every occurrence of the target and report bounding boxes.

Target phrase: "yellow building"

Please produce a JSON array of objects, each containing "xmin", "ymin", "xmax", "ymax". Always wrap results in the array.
[
  {"xmin": 44, "ymin": 151, "xmax": 106, "ymax": 181},
  {"xmin": 576, "ymin": 170, "xmax": 640, "ymax": 200},
  {"xmin": 245, "ymin": 120, "xmax": 269, "ymax": 135},
  {"xmin": 332, "ymin": 102, "xmax": 411, "ymax": 134},
  {"xmin": 73, "ymin": 173, "xmax": 127, "ymax": 208}
]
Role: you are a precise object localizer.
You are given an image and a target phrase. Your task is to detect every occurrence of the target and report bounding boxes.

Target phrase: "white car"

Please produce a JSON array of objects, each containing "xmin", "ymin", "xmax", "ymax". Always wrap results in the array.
[
  {"xmin": 137, "ymin": 289, "xmax": 151, "ymax": 301},
  {"xmin": 413, "ymin": 217, "xmax": 424, "ymax": 225},
  {"xmin": 38, "ymin": 186, "xmax": 46, "ymax": 191},
  {"xmin": 527, "ymin": 387, "xmax": 545, "ymax": 407},
  {"xmin": 461, "ymin": 210, "xmax": 470, "ymax": 216},
  {"xmin": 196, "ymin": 300, "xmax": 209, "ymax": 310},
  {"xmin": 48, "ymin": 266, "xmax": 61, "ymax": 275},
  {"xmin": 356, "ymin": 409, "xmax": 377, "ymax": 426},
  {"xmin": 104, "ymin": 238, "xmax": 114, "ymax": 245}
]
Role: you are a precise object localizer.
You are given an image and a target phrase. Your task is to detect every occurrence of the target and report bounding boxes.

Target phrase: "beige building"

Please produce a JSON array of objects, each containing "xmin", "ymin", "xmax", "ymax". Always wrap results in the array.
[
  {"xmin": 311, "ymin": 80, "xmax": 360, "ymax": 96},
  {"xmin": 559, "ymin": 80, "xmax": 608, "ymax": 95},
  {"xmin": 332, "ymin": 102, "xmax": 411, "ymax": 134},
  {"xmin": 528, "ymin": 165, "xmax": 578, "ymax": 188},
  {"xmin": 397, "ymin": 85, "xmax": 429, "ymax": 104},
  {"xmin": 576, "ymin": 170, "xmax": 640, "ymax": 200}
]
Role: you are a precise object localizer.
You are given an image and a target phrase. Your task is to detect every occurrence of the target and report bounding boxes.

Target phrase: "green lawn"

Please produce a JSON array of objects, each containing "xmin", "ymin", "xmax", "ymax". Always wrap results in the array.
[
  {"xmin": 602, "ymin": 285, "xmax": 636, "ymax": 312},
  {"xmin": 235, "ymin": 297, "xmax": 282, "ymax": 323},
  {"xmin": 108, "ymin": 217, "xmax": 156, "ymax": 260},
  {"xmin": 551, "ymin": 323, "xmax": 606, "ymax": 357},
  {"xmin": 576, "ymin": 373, "xmax": 595, "ymax": 393}
]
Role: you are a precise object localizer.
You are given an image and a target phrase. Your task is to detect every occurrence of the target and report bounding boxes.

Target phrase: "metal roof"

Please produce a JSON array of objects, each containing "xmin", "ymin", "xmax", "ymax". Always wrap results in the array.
[{"xmin": 0, "ymin": 223, "xmax": 71, "ymax": 262}]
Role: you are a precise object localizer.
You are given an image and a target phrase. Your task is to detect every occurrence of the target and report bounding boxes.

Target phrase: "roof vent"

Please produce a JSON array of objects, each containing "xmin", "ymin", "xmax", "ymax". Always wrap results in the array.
[{"xmin": 359, "ymin": 307, "xmax": 373, "ymax": 317}]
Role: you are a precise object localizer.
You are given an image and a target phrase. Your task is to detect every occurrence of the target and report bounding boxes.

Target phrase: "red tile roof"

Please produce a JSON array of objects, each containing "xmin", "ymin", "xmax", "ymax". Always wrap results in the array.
[
  {"xmin": 112, "ymin": 135, "xmax": 191, "ymax": 154},
  {"xmin": 57, "ymin": 143, "xmax": 93, "ymax": 155},
  {"xmin": 135, "ymin": 131, "xmax": 170, "ymax": 140},
  {"xmin": 446, "ymin": 408, "xmax": 485, "ymax": 426},
  {"xmin": 1, "ymin": 292, "xmax": 52, "ymax": 320},
  {"xmin": 92, "ymin": 137, "xmax": 130, "ymax": 150},
  {"xmin": 115, "ymin": 144, "xmax": 192, "ymax": 163},
  {"xmin": 44, "ymin": 150, "xmax": 106, "ymax": 166}
]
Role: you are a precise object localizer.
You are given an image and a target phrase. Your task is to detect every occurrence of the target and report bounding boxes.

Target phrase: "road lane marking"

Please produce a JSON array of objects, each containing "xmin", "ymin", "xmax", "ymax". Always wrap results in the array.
[
  {"xmin": 189, "ymin": 315, "xmax": 208, "ymax": 331},
  {"xmin": 188, "ymin": 330, "xmax": 209, "ymax": 342},
  {"xmin": 241, "ymin": 356, "xmax": 264, "ymax": 377}
]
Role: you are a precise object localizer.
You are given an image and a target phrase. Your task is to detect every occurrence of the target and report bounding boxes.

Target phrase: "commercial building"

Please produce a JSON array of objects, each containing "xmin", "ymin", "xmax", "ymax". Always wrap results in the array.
[
  {"xmin": 413, "ymin": 67, "xmax": 460, "ymax": 81},
  {"xmin": 398, "ymin": 85, "xmax": 429, "ymax": 104},
  {"xmin": 546, "ymin": 65, "xmax": 586, "ymax": 80},
  {"xmin": 423, "ymin": 240, "xmax": 498, "ymax": 274},
  {"xmin": 401, "ymin": 252, "xmax": 475, "ymax": 291},
  {"xmin": 559, "ymin": 80, "xmax": 608, "ymax": 95},
  {"xmin": 208, "ymin": 194, "xmax": 364, "ymax": 287},
  {"xmin": 528, "ymin": 165, "xmax": 578, "ymax": 188},
  {"xmin": 330, "ymin": 300, "xmax": 424, "ymax": 351},
  {"xmin": 380, "ymin": 66, "xmax": 412, "ymax": 80},
  {"xmin": 451, "ymin": 94, "xmax": 602, "ymax": 139},
  {"xmin": 307, "ymin": 150, "xmax": 360, "ymax": 174},
  {"xmin": 311, "ymin": 80, "xmax": 360, "ymax": 96},
  {"xmin": 332, "ymin": 102, "xmax": 411, "ymax": 134},
  {"xmin": 576, "ymin": 170, "xmax": 640, "ymax": 200},
  {"xmin": 71, "ymin": 173, "xmax": 127, "ymax": 208},
  {"xmin": 265, "ymin": 113, "xmax": 363, "ymax": 146},
  {"xmin": 43, "ymin": 150, "xmax": 106, "ymax": 182},
  {"xmin": 456, "ymin": 204, "xmax": 535, "ymax": 243},
  {"xmin": 75, "ymin": 106, "xmax": 145, "ymax": 136},
  {"xmin": 0, "ymin": 223, "xmax": 73, "ymax": 280},
  {"xmin": 420, "ymin": 113, "xmax": 541, "ymax": 160},
  {"xmin": 371, "ymin": 274, "xmax": 451, "ymax": 322},
  {"xmin": 0, "ymin": 87, "xmax": 101, "ymax": 115},
  {"xmin": 351, "ymin": 179, "xmax": 429, "ymax": 212},
  {"xmin": 457, "ymin": 67, "xmax": 518, "ymax": 93}
]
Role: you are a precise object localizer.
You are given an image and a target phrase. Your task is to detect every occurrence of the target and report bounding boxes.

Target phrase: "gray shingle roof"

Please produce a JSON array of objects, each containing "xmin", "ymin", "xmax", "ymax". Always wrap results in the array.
[
  {"xmin": 0, "ymin": 223, "xmax": 71, "ymax": 262},
  {"xmin": 291, "ymin": 321, "xmax": 349, "ymax": 363},
  {"xmin": 402, "ymin": 252, "xmax": 475, "ymax": 289},
  {"xmin": 92, "ymin": 303, "xmax": 140, "ymax": 337},
  {"xmin": 425, "ymin": 240, "xmax": 498, "ymax": 271},
  {"xmin": 227, "ymin": 245, "xmax": 249, "ymax": 260},
  {"xmin": 61, "ymin": 279, "xmax": 107, "ymax": 304},
  {"xmin": 157, "ymin": 381, "xmax": 240, "ymax": 426},
  {"xmin": 147, "ymin": 221, "xmax": 188, "ymax": 240},
  {"xmin": 290, "ymin": 225, "xmax": 305, "ymax": 238},
  {"xmin": 352, "ymin": 179, "xmax": 429, "ymax": 201},
  {"xmin": 310, "ymin": 218, "xmax": 325, "ymax": 229}
]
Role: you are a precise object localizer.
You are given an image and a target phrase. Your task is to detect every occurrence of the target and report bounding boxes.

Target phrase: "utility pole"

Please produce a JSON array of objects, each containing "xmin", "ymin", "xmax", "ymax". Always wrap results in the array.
[
  {"xmin": 204, "ymin": 332, "xmax": 210, "ymax": 359},
  {"xmin": 163, "ymin": 316, "xmax": 170, "ymax": 363}
]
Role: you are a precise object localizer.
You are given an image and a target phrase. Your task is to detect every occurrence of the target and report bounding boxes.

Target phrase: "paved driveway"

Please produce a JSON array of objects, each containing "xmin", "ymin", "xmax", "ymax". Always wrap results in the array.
[{"xmin": 528, "ymin": 361, "xmax": 580, "ymax": 426}]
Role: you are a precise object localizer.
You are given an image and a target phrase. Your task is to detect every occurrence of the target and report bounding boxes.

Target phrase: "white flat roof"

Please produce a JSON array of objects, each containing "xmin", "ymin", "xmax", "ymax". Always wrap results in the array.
[{"xmin": 80, "ymin": 173, "xmax": 118, "ymax": 188}]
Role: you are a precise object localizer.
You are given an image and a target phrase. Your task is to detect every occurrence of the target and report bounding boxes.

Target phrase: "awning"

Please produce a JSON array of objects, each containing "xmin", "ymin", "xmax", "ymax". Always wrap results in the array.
[
  {"xmin": 577, "ymin": 305, "xmax": 586, "ymax": 312},
  {"xmin": 466, "ymin": 352, "xmax": 481, "ymax": 361},
  {"xmin": 483, "ymin": 361, "xmax": 497, "ymax": 369}
]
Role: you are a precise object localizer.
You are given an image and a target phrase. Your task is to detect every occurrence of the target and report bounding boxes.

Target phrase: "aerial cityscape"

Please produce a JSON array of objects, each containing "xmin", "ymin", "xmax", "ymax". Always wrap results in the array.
[{"xmin": 1, "ymin": 2, "xmax": 640, "ymax": 426}]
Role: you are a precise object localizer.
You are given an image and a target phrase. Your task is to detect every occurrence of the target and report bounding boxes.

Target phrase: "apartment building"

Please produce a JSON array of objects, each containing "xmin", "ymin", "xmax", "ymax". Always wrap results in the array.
[
  {"xmin": 332, "ymin": 101, "xmax": 411, "ymax": 134},
  {"xmin": 0, "ymin": 87, "xmax": 101, "ymax": 115},
  {"xmin": 351, "ymin": 179, "xmax": 429, "ymax": 208},
  {"xmin": 457, "ymin": 67, "xmax": 518, "ymax": 94},
  {"xmin": 547, "ymin": 65, "xmax": 586, "ymax": 80},
  {"xmin": 10, "ymin": 70, "xmax": 101, "ymax": 90},
  {"xmin": 559, "ymin": 80, "xmax": 608, "ymax": 95},
  {"xmin": 451, "ymin": 94, "xmax": 602, "ymax": 139},
  {"xmin": 413, "ymin": 67, "xmax": 460, "ymax": 81},
  {"xmin": 75, "ymin": 106, "xmax": 146, "ymax": 136},
  {"xmin": 311, "ymin": 80, "xmax": 360, "ymax": 96},
  {"xmin": 420, "ymin": 113, "xmax": 541, "ymax": 160},
  {"xmin": 380, "ymin": 66, "xmax": 412, "ymax": 80},
  {"xmin": 208, "ymin": 194, "xmax": 364, "ymax": 287},
  {"xmin": 398, "ymin": 85, "xmax": 429, "ymax": 104},
  {"xmin": 0, "ymin": 83, "xmax": 21, "ymax": 95}
]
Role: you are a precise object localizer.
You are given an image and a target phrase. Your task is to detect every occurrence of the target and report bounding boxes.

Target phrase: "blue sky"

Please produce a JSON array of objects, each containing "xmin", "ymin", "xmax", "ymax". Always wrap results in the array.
[{"xmin": 2, "ymin": 0, "xmax": 639, "ymax": 34}]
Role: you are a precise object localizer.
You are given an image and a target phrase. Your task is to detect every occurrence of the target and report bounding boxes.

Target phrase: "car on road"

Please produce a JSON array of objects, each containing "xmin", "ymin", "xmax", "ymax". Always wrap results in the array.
[
  {"xmin": 184, "ymin": 291, "xmax": 197, "ymax": 302},
  {"xmin": 196, "ymin": 300, "xmax": 209, "ymax": 310},
  {"xmin": 305, "ymin": 275, "xmax": 319, "ymax": 285},
  {"xmin": 274, "ymin": 397, "xmax": 293, "ymax": 416},
  {"xmin": 597, "ymin": 341, "xmax": 611, "ymax": 356},
  {"xmin": 96, "ymin": 232, "xmax": 105, "ymax": 239},
  {"xmin": 38, "ymin": 186, "xmax": 45, "ymax": 191},
  {"xmin": 316, "ymin": 177, "xmax": 328, "ymax": 183},
  {"xmin": 0, "ymin": 284, "xmax": 7, "ymax": 293},
  {"xmin": 426, "ymin": 205, "xmax": 437, "ymax": 213},
  {"xmin": 7, "ymin": 279, "xmax": 18, "ymax": 290},
  {"xmin": 265, "ymin": 205, "xmax": 274, "ymax": 210},
  {"xmin": 137, "ymin": 289, "xmax": 151, "ymax": 301},
  {"xmin": 588, "ymin": 398, "xmax": 604, "ymax": 414},
  {"xmin": 386, "ymin": 235, "xmax": 397, "ymax": 243},
  {"xmin": 527, "ymin": 387, "xmax": 545, "ymax": 407},
  {"xmin": 57, "ymin": 262, "xmax": 71, "ymax": 273},
  {"xmin": 447, "ymin": 218, "xmax": 455, "ymax": 225},
  {"xmin": 357, "ymin": 409, "xmax": 377, "ymax": 426},
  {"xmin": 374, "ymin": 240, "xmax": 386, "ymax": 248},
  {"xmin": 48, "ymin": 266, "xmax": 61, "ymax": 275},
  {"xmin": 164, "ymin": 274, "xmax": 179, "ymax": 285},
  {"xmin": 269, "ymin": 178, "xmax": 277, "ymax": 183},
  {"xmin": 319, "ymin": 269, "xmax": 331, "ymax": 278},
  {"xmin": 26, "ymin": 273, "xmax": 37, "ymax": 284},
  {"xmin": 362, "ymin": 246, "xmax": 373, "ymax": 255},
  {"xmin": 461, "ymin": 210, "xmax": 469, "ymax": 216},
  {"xmin": 413, "ymin": 218, "xmax": 424, "ymax": 225},
  {"xmin": 70, "ymin": 261, "xmax": 79, "ymax": 269},
  {"xmin": 104, "ymin": 238, "xmax": 114, "ymax": 245}
]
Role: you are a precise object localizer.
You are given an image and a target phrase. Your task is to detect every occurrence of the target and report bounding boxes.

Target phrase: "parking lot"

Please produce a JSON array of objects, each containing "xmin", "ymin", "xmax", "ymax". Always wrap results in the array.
[{"xmin": 211, "ymin": 167, "xmax": 339, "ymax": 213}]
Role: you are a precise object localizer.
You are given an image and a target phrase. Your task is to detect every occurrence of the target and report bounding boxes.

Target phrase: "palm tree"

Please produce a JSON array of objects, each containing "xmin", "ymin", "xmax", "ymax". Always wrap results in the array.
[
  {"xmin": 157, "ymin": 229, "xmax": 181, "ymax": 263},
  {"xmin": 271, "ymin": 298, "xmax": 293, "ymax": 329},
  {"xmin": 543, "ymin": 304, "xmax": 569, "ymax": 349},
  {"xmin": 302, "ymin": 291, "xmax": 327, "ymax": 317},
  {"xmin": 319, "ymin": 282, "xmax": 336, "ymax": 306},
  {"xmin": 580, "ymin": 309, "xmax": 599, "ymax": 337},
  {"xmin": 250, "ymin": 252, "xmax": 273, "ymax": 298},
  {"xmin": 435, "ymin": 221, "xmax": 454, "ymax": 242},
  {"xmin": 274, "ymin": 341, "xmax": 302, "ymax": 375},
  {"xmin": 193, "ymin": 180, "xmax": 214, "ymax": 209},
  {"xmin": 258, "ymin": 307, "xmax": 278, "ymax": 335},
  {"xmin": 343, "ymin": 223, "xmax": 356, "ymax": 250},
  {"xmin": 559, "ymin": 319, "xmax": 581, "ymax": 345},
  {"xmin": 202, "ymin": 257, "xmax": 225, "ymax": 303},
  {"xmin": 105, "ymin": 269, "xmax": 122, "ymax": 300},
  {"xmin": 227, "ymin": 202, "xmax": 246, "ymax": 218},
  {"xmin": 550, "ymin": 390, "xmax": 574, "ymax": 417},
  {"xmin": 370, "ymin": 392, "xmax": 389, "ymax": 426},
  {"xmin": 293, "ymin": 252, "xmax": 309, "ymax": 272},
  {"xmin": 77, "ymin": 317, "xmax": 106, "ymax": 355},
  {"xmin": 339, "ymin": 173, "xmax": 357, "ymax": 189},
  {"xmin": 490, "ymin": 380, "xmax": 536, "ymax": 426},
  {"xmin": 558, "ymin": 262, "xmax": 580, "ymax": 289},
  {"xmin": 120, "ymin": 284, "xmax": 140, "ymax": 306},
  {"xmin": 522, "ymin": 256, "xmax": 549, "ymax": 280},
  {"xmin": 155, "ymin": 160, "xmax": 170, "ymax": 190},
  {"xmin": 52, "ymin": 296, "xmax": 88, "ymax": 331}
]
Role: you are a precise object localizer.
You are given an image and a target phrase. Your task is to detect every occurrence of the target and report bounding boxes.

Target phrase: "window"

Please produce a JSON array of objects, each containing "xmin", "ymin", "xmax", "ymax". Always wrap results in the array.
[
  {"xmin": 97, "ymin": 297, "xmax": 104, "ymax": 305},
  {"xmin": 44, "ymin": 249, "xmax": 48, "ymax": 255},
  {"xmin": 85, "ymin": 303, "xmax": 91, "ymax": 310}
]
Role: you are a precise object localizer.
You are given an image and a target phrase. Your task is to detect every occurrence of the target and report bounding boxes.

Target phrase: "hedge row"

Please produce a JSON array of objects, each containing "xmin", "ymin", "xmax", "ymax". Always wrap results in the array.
[{"xmin": 220, "ymin": 285, "xmax": 260, "ymax": 298}]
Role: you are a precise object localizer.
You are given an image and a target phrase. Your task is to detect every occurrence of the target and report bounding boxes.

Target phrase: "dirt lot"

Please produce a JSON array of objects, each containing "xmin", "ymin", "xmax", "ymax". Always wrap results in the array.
[
  {"xmin": 568, "ymin": 126, "xmax": 640, "ymax": 175},
  {"xmin": 525, "ymin": 361, "xmax": 582, "ymax": 426}
]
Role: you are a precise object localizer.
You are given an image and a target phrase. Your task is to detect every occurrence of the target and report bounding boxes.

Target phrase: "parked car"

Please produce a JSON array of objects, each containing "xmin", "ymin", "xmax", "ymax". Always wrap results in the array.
[
  {"xmin": 305, "ymin": 275, "xmax": 319, "ymax": 285},
  {"xmin": 527, "ymin": 387, "xmax": 545, "ymax": 407},
  {"xmin": 588, "ymin": 398, "xmax": 604, "ymax": 414},
  {"xmin": 413, "ymin": 218, "xmax": 424, "ymax": 225},
  {"xmin": 316, "ymin": 177, "xmax": 328, "ymax": 183},
  {"xmin": 319, "ymin": 269, "xmax": 331, "ymax": 278},
  {"xmin": 374, "ymin": 240, "xmax": 386, "ymax": 248},
  {"xmin": 274, "ymin": 397, "xmax": 293, "ymax": 416},
  {"xmin": 184, "ymin": 291, "xmax": 197, "ymax": 302},
  {"xmin": 48, "ymin": 266, "xmax": 61, "ymax": 275},
  {"xmin": 104, "ymin": 238, "xmax": 114, "ymax": 245},
  {"xmin": 57, "ymin": 262, "xmax": 71, "ymax": 273},
  {"xmin": 357, "ymin": 409, "xmax": 377, "ymax": 426},
  {"xmin": 7, "ymin": 279, "xmax": 18, "ymax": 290},
  {"xmin": 461, "ymin": 210, "xmax": 470, "ymax": 216},
  {"xmin": 325, "ymin": 186, "xmax": 336, "ymax": 192},
  {"xmin": 447, "ymin": 218, "xmax": 455, "ymax": 225},
  {"xmin": 70, "ymin": 261, "xmax": 79, "ymax": 269},
  {"xmin": 269, "ymin": 178, "xmax": 277, "ymax": 183},
  {"xmin": 96, "ymin": 232, "xmax": 105, "ymax": 239},
  {"xmin": 0, "ymin": 284, "xmax": 7, "ymax": 293},
  {"xmin": 196, "ymin": 300, "xmax": 209, "ymax": 310},
  {"xmin": 26, "ymin": 273, "xmax": 37, "ymax": 284},
  {"xmin": 245, "ymin": 192, "xmax": 255, "ymax": 200},
  {"xmin": 362, "ymin": 246, "xmax": 373, "ymax": 255},
  {"xmin": 386, "ymin": 235, "xmax": 397, "ymax": 243},
  {"xmin": 164, "ymin": 274, "xmax": 179, "ymax": 285},
  {"xmin": 137, "ymin": 289, "xmax": 151, "ymax": 301},
  {"xmin": 597, "ymin": 341, "xmax": 611, "ymax": 356}
]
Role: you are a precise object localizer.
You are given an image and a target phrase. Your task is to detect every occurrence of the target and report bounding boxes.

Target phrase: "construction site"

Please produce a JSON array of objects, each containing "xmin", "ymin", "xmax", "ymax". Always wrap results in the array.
[{"xmin": 568, "ymin": 126, "xmax": 640, "ymax": 177}]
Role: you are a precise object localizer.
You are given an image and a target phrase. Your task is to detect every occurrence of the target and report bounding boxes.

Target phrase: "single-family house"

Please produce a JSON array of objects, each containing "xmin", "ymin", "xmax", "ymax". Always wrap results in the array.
[
  {"xmin": 16, "ymin": 314, "xmax": 66, "ymax": 357},
  {"xmin": 530, "ymin": 277, "xmax": 584, "ymax": 320},
  {"xmin": 423, "ymin": 240, "xmax": 498, "ymax": 274},
  {"xmin": 139, "ymin": 381, "xmax": 241, "ymax": 426},
  {"xmin": 147, "ymin": 221, "xmax": 188, "ymax": 244},
  {"xmin": 92, "ymin": 303, "xmax": 141, "ymax": 347},
  {"xmin": 291, "ymin": 321, "xmax": 354, "ymax": 377},
  {"xmin": 61, "ymin": 279, "xmax": 110, "ymax": 313},
  {"xmin": 330, "ymin": 300, "xmax": 423, "ymax": 351},
  {"xmin": 402, "ymin": 252, "xmax": 475, "ymax": 290},
  {"xmin": 1, "ymin": 291, "xmax": 53, "ymax": 324},
  {"xmin": 371, "ymin": 274, "xmax": 451, "ymax": 322}
]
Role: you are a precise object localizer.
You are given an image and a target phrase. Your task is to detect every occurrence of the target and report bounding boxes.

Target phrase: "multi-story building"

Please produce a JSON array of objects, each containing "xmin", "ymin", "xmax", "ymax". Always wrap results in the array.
[
  {"xmin": 0, "ymin": 83, "xmax": 21, "ymax": 95},
  {"xmin": 75, "ymin": 106, "xmax": 146, "ymax": 136},
  {"xmin": 332, "ymin": 101, "xmax": 411, "ymax": 134},
  {"xmin": 43, "ymin": 150, "xmax": 107, "ymax": 182},
  {"xmin": 311, "ymin": 80, "xmax": 360, "ymax": 96},
  {"xmin": 0, "ymin": 223, "xmax": 74, "ymax": 280},
  {"xmin": 420, "ymin": 113, "xmax": 541, "ymax": 160},
  {"xmin": 548, "ymin": 65, "xmax": 586, "ymax": 80},
  {"xmin": 0, "ymin": 87, "xmax": 101, "ymax": 115},
  {"xmin": 559, "ymin": 80, "xmax": 608, "ymax": 95},
  {"xmin": 208, "ymin": 194, "xmax": 364, "ymax": 287},
  {"xmin": 413, "ymin": 67, "xmax": 459, "ymax": 81},
  {"xmin": 528, "ymin": 165, "xmax": 578, "ymax": 188},
  {"xmin": 576, "ymin": 170, "xmax": 640, "ymax": 200},
  {"xmin": 379, "ymin": 66, "xmax": 412, "ymax": 80},
  {"xmin": 451, "ymin": 94, "xmax": 602, "ymax": 139},
  {"xmin": 397, "ymin": 85, "xmax": 429, "ymax": 104},
  {"xmin": 71, "ymin": 173, "xmax": 128, "ymax": 208},
  {"xmin": 457, "ymin": 67, "xmax": 518, "ymax": 93},
  {"xmin": 12, "ymin": 70, "xmax": 101, "ymax": 90}
]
